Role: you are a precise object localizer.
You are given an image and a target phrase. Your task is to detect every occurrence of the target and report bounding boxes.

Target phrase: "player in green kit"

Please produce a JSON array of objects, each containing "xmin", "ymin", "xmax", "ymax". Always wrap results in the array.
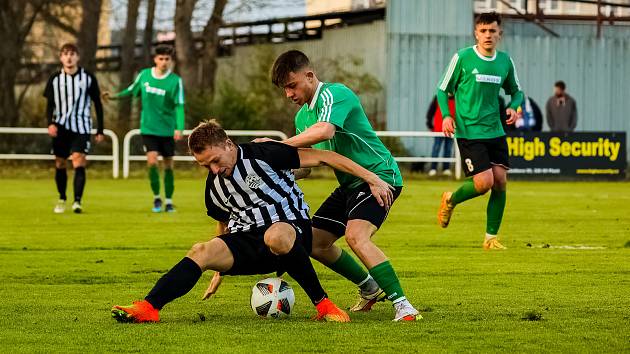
[
  {"xmin": 256, "ymin": 50, "xmax": 421, "ymax": 321},
  {"xmin": 103, "ymin": 45, "xmax": 185, "ymax": 212},
  {"xmin": 436, "ymin": 12, "xmax": 524, "ymax": 250}
]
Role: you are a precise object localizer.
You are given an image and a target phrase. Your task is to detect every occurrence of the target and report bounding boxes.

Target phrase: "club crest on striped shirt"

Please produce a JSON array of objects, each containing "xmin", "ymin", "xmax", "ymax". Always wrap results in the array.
[{"xmin": 245, "ymin": 174, "xmax": 262, "ymax": 189}]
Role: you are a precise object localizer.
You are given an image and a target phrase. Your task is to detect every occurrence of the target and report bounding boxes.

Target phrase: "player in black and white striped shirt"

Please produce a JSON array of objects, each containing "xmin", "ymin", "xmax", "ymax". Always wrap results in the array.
[
  {"xmin": 111, "ymin": 119, "xmax": 394, "ymax": 323},
  {"xmin": 44, "ymin": 43, "xmax": 104, "ymax": 214}
]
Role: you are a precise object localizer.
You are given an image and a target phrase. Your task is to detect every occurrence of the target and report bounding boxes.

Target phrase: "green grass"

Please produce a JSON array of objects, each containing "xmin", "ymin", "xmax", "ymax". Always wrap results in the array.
[{"xmin": 1, "ymin": 177, "xmax": 629, "ymax": 352}]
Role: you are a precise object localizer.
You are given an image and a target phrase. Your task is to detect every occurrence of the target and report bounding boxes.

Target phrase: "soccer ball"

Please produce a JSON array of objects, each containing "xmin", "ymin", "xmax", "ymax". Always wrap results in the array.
[{"xmin": 250, "ymin": 277, "xmax": 295, "ymax": 318}]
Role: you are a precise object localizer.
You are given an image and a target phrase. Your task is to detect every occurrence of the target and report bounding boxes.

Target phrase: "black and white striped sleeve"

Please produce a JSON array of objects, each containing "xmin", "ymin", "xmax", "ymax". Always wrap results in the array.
[
  {"xmin": 44, "ymin": 74, "xmax": 56, "ymax": 125},
  {"xmin": 205, "ymin": 174, "xmax": 230, "ymax": 222},
  {"xmin": 87, "ymin": 71, "xmax": 104, "ymax": 134},
  {"xmin": 247, "ymin": 142, "xmax": 300, "ymax": 170}
]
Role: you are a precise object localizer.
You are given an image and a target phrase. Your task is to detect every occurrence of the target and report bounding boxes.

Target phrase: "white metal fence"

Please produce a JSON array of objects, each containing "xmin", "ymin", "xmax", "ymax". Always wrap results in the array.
[
  {"xmin": 375, "ymin": 131, "xmax": 461, "ymax": 179},
  {"xmin": 122, "ymin": 129, "xmax": 289, "ymax": 178},
  {"xmin": 0, "ymin": 128, "xmax": 460, "ymax": 180},
  {"xmin": 0, "ymin": 127, "xmax": 120, "ymax": 178}
]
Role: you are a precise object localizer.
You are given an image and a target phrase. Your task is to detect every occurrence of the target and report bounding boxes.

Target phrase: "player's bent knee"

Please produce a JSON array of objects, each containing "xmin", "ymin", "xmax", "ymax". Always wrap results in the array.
[
  {"xmin": 146, "ymin": 152, "xmax": 159, "ymax": 166},
  {"xmin": 493, "ymin": 179, "xmax": 507, "ymax": 191},
  {"xmin": 474, "ymin": 175, "xmax": 494, "ymax": 193},
  {"xmin": 345, "ymin": 230, "xmax": 368, "ymax": 250},
  {"xmin": 311, "ymin": 236, "xmax": 335, "ymax": 253},
  {"xmin": 55, "ymin": 159, "xmax": 66, "ymax": 169},
  {"xmin": 187, "ymin": 242, "xmax": 209, "ymax": 263},
  {"xmin": 493, "ymin": 175, "xmax": 507, "ymax": 190},
  {"xmin": 264, "ymin": 225, "xmax": 295, "ymax": 255}
]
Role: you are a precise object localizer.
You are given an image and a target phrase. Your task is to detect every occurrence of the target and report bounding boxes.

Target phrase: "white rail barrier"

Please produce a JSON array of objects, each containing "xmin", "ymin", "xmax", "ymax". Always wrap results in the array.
[
  {"xmin": 122, "ymin": 129, "xmax": 289, "ymax": 178},
  {"xmin": 0, "ymin": 127, "xmax": 120, "ymax": 178},
  {"xmin": 375, "ymin": 131, "xmax": 461, "ymax": 179}
]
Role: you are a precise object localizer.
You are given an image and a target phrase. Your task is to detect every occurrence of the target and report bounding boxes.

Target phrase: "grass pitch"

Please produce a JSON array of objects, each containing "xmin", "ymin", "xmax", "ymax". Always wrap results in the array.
[{"xmin": 1, "ymin": 176, "xmax": 629, "ymax": 352}]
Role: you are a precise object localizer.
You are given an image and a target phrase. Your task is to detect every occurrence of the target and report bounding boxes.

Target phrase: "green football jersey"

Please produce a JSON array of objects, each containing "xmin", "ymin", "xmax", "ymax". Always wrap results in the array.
[
  {"xmin": 437, "ymin": 45, "xmax": 523, "ymax": 139},
  {"xmin": 295, "ymin": 82, "xmax": 402, "ymax": 189},
  {"xmin": 116, "ymin": 68, "xmax": 185, "ymax": 137}
]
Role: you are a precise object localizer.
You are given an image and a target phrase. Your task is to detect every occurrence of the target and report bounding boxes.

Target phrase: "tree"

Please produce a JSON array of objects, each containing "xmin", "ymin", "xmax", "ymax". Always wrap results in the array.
[
  {"xmin": 200, "ymin": 0, "xmax": 227, "ymax": 95},
  {"xmin": 38, "ymin": 0, "xmax": 102, "ymax": 72},
  {"xmin": 141, "ymin": 0, "xmax": 156, "ymax": 67},
  {"xmin": 0, "ymin": 1, "xmax": 45, "ymax": 127},
  {"xmin": 174, "ymin": 0, "xmax": 228, "ymax": 96},
  {"xmin": 77, "ymin": 0, "xmax": 102, "ymax": 72},
  {"xmin": 117, "ymin": 0, "xmax": 141, "ymax": 132},
  {"xmin": 174, "ymin": 0, "xmax": 199, "ymax": 91}
]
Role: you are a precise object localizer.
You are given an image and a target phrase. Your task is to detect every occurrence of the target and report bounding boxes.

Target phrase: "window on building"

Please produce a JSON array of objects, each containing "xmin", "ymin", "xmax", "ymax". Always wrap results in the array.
[
  {"xmin": 506, "ymin": 0, "xmax": 527, "ymax": 12},
  {"xmin": 474, "ymin": 0, "xmax": 497, "ymax": 12},
  {"xmin": 539, "ymin": 0, "xmax": 560, "ymax": 14}
]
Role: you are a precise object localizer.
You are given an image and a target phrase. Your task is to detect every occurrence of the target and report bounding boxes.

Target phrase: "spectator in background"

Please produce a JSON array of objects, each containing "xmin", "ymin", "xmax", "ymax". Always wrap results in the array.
[
  {"xmin": 426, "ymin": 95, "xmax": 455, "ymax": 176},
  {"xmin": 503, "ymin": 96, "xmax": 543, "ymax": 132},
  {"xmin": 546, "ymin": 81, "xmax": 577, "ymax": 132}
]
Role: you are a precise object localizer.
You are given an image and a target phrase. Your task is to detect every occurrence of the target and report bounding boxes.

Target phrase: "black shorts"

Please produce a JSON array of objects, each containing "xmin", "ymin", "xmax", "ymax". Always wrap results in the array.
[
  {"xmin": 457, "ymin": 137, "xmax": 510, "ymax": 177},
  {"xmin": 141, "ymin": 134, "xmax": 175, "ymax": 157},
  {"xmin": 51, "ymin": 125, "xmax": 91, "ymax": 158},
  {"xmin": 217, "ymin": 219, "xmax": 312, "ymax": 276},
  {"xmin": 312, "ymin": 183, "xmax": 403, "ymax": 238}
]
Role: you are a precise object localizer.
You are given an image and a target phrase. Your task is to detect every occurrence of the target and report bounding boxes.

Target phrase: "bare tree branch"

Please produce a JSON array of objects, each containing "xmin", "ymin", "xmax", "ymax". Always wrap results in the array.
[
  {"xmin": 142, "ymin": 0, "xmax": 157, "ymax": 67},
  {"xmin": 38, "ymin": 5, "xmax": 79, "ymax": 37}
]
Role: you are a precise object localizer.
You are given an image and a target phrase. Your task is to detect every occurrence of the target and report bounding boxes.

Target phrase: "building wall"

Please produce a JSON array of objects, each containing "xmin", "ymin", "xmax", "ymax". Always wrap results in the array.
[
  {"xmin": 305, "ymin": 0, "xmax": 386, "ymax": 15},
  {"xmin": 215, "ymin": 20, "xmax": 388, "ymax": 120},
  {"xmin": 387, "ymin": 0, "xmax": 630, "ymax": 156},
  {"xmin": 474, "ymin": 0, "xmax": 630, "ymax": 16}
]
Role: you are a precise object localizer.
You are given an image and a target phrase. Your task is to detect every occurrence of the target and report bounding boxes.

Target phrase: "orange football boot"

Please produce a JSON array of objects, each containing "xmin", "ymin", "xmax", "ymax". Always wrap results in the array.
[
  {"xmin": 111, "ymin": 300, "xmax": 160, "ymax": 323},
  {"xmin": 314, "ymin": 298, "xmax": 350, "ymax": 322}
]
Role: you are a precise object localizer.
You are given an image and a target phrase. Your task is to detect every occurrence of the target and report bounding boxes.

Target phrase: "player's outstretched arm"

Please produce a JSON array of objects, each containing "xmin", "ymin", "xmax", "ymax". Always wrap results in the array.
[
  {"xmin": 202, "ymin": 271, "xmax": 222, "ymax": 300},
  {"xmin": 202, "ymin": 221, "xmax": 228, "ymax": 300},
  {"xmin": 283, "ymin": 122, "xmax": 335, "ymax": 148},
  {"xmin": 297, "ymin": 148, "xmax": 394, "ymax": 209}
]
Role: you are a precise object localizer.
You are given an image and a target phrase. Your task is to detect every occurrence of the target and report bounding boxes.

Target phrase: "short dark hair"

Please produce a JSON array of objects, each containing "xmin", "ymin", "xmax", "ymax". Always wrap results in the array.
[
  {"xmin": 154, "ymin": 44, "xmax": 174, "ymax": 57},
  {"xmin": 188, "ymin": 119, "xmax": 229, "ymax": 154},
  {"xmin": 60, "ymin": 43, "xmax": 79, "ymax": 55},
  {"xmin": 475, "ymin": 11, "xmax": 502, "ymax": 27},
  {"xmin": 271, "ymin": 50, "xmax": 312, "ymax": 87},
  {"xmin": 554, "ymin": 81, "xmax": 566, "ymax": 90}
]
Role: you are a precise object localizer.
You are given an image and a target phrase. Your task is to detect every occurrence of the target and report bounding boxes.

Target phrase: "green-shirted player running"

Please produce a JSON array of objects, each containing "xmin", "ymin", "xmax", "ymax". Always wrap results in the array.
[
  {"xmin": 259, "ymin": 50, "xmax": 420, "ymax": 321},
  {"xmin": 103, "ymin": 45, "xmax": 185, "ymax": 213},
  {"xmin": 436, "ymin": 12, "xmax": 524, "ymax": 250}
]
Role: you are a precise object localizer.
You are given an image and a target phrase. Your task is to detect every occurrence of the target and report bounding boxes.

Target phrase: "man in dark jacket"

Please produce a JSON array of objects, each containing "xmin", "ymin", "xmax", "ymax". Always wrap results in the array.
[{"xmin": 546, "ymin": 81, "xmax": 577, "ymax": 132}]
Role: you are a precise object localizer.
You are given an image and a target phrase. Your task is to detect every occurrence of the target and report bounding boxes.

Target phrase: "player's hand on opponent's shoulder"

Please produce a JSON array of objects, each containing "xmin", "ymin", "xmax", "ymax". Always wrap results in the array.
[
  {"xmin": 202, "ymin": 271, "xmax": 223, "ymax": 300},
  {"xmin": 95, "ymin": 133, "xmax": 105, "ymax": 143},
  {"xmin": 442, "ymin": 116, "xmax": 456, "ymax": 137},
  {"xmin": 252, "ymin": 137, "xmax": 276, "ymax": 143},
  {"xmin": 174, "ymin": 130, "xmax": 183, "ymax": 141},
  {"xmin": 366, "ymin": 174, "xmax": 395, "ymax": 210},
  {"xmin": 47, "ymin": 124, "xmax": 58, "ymax": 137},
  {"xmin": 505, "ymin": 108, "xmax": 519, "ymax": 125}
]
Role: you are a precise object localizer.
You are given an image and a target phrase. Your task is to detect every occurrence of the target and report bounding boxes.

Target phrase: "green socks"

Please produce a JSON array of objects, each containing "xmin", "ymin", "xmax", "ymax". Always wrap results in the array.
[
  {"xmin": 149, "ymin": 165, "xmax": 160, "ymax": 196},
  {"xmin": 164, "ymin": 169, "xmax": 174, "ymax": 199},
  {"xmin": 369, "ymin": 261, "xmax": 405, "ymax": 303},
  {"xmin": 450, "ymin": 178, "xmax": 483, "ymax": 205},
  {"xmin": 486, "ymin": 189, "xmax": 506, "ymax": 235},
  {"xmin": 328, "ymin": 249, "xmax": 369, "ymax": 285},
  {"xmin": 450, "ymin": 177, "xmax": 507, "ymax": 235}
]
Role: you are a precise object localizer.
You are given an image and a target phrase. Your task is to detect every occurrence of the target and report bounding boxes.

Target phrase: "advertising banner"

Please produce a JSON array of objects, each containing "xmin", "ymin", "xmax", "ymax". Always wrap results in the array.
[{"xmin": 506, "ymin": 132, "xmax": 627, "ymax": 179}]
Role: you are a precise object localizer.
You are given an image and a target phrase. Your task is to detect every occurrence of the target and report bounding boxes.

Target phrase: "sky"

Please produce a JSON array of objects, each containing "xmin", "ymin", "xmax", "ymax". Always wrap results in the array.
[{"xmin": 109, "ymin": 0, "xmax": 307, "ymax": 33}]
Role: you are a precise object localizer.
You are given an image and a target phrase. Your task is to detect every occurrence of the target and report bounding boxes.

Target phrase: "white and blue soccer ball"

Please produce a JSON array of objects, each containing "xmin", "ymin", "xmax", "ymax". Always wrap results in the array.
[{"xmin": 250, "ymin": 277, "xmax": 295, "ymax": 318}]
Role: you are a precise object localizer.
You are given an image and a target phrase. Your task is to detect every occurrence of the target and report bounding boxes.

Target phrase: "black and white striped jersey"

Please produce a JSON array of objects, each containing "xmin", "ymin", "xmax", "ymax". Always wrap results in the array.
[
  {"xmin": 44, "ymin": 67, "xmax": 104, "ymax": 134},
  {"xmin": 205, "ymin": 142, "xmax": 310, "ymax": 233}
]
